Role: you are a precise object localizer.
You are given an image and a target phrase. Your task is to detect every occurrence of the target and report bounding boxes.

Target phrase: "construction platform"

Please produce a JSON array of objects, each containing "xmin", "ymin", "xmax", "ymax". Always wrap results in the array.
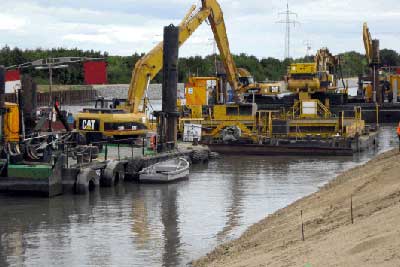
[{"xmin": 207, "ymin": 130, "xmax": 378, "ymax": 156}]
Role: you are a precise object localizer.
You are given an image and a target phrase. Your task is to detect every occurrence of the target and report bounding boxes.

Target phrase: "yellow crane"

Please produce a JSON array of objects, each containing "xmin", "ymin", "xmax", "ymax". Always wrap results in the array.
[
  {"xmin": 76, "ymin": 0, "xmax": 260, "ymax": 143},
  {"xmin": 128, "ymin": 0, "xmax": 242, "ymax": 114},
  {"xmin": 362, "ymin": 22, "xmax": 383, "ymax": 103},
  {"xmin": 362, "ymin": 23, "xmax": 374, "ymax": 102},
  {"xmin": 76, "ymin": 0, "xmax": 239, "ymax": 142},
  {"xmin": 128, "ymin": 0, "xmax": 285, "ymax": 112},
  {"xmin": 363, "ymin": 22, "xmax": 400, "ymax": 103},
  {"xmin": 363, "ymin": 23, "xmax": 374, "ymax": 65}
]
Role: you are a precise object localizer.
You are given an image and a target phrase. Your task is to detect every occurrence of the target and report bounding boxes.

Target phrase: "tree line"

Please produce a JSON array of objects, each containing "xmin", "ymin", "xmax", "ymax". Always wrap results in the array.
[{"xmin": 0, "ymin": 45, "xmax": 399, "ymax": 85}]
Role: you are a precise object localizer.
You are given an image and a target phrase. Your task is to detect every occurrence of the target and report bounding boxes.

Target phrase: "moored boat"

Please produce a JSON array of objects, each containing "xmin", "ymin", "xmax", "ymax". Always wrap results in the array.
[{"xmin": 139, "ymin": 157, "xmax": 190, "ymax": 183}]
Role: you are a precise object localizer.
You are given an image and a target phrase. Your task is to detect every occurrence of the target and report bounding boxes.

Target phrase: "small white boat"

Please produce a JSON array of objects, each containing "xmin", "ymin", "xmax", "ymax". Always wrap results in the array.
[{"xmin": 139, "ymin": 157, "xmax": 190, "ymax": 183}]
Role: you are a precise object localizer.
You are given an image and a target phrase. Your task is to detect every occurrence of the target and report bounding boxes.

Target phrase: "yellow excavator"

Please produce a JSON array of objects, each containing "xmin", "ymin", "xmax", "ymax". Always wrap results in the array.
[
  {"xmin": 76, "ymin": 0, "xmax": 263, "ymax": 143},
  {"xmin": 127, "ymin": 0, "xmax": 245, "ymax": 113},
  {"xmin": 363, "ymin": 22, "xmax": 400, "ymax": 103},
  {"xmin": 362, "ymin": 22, "xmax": 384, "ymax": 103},
  {"xmin": 361, "ymin": 22, "xmax": 376, "ymax": 102},
  {"xmin": 123, "ymin": 0, "xmax": 284, "ymax": 108},
  {"xmin": 287, "ymin": 48, "xmax": 341, "ymax": 94},
  {"xmin": 286, "ymin": 47, "xmax": 348, "ymax": 106}
]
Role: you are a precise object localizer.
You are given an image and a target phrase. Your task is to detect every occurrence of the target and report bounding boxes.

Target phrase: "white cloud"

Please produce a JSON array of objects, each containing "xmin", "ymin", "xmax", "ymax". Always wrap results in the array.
[
  {"xmin": 63, "ymin": 33, "xmax": 113, "ymax": 44},
  {"xmin": 0, "ymin": 14, "xmax": 27, "ymax": 31}
]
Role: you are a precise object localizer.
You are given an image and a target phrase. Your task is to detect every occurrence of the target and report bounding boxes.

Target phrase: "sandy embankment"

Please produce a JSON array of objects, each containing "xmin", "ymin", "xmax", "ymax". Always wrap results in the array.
[{"xmin": 193, "ymin": 149, "xmax": 400, "ymax": 267}]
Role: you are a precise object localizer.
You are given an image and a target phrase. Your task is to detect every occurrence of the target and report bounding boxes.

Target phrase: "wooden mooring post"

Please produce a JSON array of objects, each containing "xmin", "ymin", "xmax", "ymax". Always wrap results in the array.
[
  {"xmin": 351, "ymin": 195, "xmax": 354, "ymax": 224},
  {"xmin": 301, "ymin": 210, "xmax": 305, "ymax": 241}
]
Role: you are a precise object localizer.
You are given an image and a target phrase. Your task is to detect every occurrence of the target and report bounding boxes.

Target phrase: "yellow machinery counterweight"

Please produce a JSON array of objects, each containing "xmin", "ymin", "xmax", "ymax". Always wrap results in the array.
[{"xmin": 3, "ymin": 102, "xmax": 20, "ymax": 143}]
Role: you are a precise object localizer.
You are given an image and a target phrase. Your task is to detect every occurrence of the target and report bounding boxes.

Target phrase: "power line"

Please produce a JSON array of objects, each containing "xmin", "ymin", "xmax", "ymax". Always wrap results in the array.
[{"xmin": 277, "ymin": 1, "xmax": 299, "ymax": 59}]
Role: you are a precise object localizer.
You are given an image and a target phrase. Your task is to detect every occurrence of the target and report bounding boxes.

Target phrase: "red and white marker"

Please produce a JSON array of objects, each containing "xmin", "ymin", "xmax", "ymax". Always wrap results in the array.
[{"xmin": 5, "ymin": 69, "xmax": 21, "ymax": 93}]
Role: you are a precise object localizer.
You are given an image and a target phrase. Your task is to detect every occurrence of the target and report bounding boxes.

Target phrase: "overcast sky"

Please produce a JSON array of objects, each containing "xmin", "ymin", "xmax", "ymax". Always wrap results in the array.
[{"xmin": 1, "ymin": 0, "xmax": 399, "ymax": 59}]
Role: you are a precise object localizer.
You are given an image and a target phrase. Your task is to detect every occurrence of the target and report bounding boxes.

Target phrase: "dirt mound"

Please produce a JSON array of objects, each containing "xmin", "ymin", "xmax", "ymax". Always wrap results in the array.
[{"xmin": 193, "ymin": 149, "xmax": 400, "ymax": 267}]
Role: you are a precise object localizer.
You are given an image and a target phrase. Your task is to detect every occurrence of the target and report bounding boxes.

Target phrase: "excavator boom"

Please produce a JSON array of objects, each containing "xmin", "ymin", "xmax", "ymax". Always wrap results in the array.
[
  {"xmin": 315, "ymin": 48, "xmax": 338, "ymax": 73},
  {"xmin": 128, "ymin": 0, "xmax": 239, "ymax": 113},
  {"xmin": 363, "ymin": 22, "xmax": 373, "ymax": 65},
  {"xmin": 201, "ymin": 0, "xmax": 238, "ymax": 93}
]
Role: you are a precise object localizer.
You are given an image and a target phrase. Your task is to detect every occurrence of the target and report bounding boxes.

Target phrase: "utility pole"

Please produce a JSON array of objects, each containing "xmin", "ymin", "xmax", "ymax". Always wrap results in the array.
[
  {"xmin": 34, "ymin": 60, "xmax": 73, "ymax": 131},
  {"xmin": 35, "ymin": 62, "xmax": 68, "ymax": 106},
  {"xmin": 277, "ymin": 1, "xmax": 299, "ymax": 59}
]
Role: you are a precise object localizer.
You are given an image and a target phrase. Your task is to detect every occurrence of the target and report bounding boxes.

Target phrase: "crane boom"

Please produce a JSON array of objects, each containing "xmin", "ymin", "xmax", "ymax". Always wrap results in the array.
[
  {"xmin": 363, "ymin": 22, "xmax": 373, "ymax": 65},
  {"xmin": 128, "ymin": 0, "xmax": 239, "ymax": 113},
  {"xmin": 201, "ymin": 0, "xmax": 239, "ymax": 93}
]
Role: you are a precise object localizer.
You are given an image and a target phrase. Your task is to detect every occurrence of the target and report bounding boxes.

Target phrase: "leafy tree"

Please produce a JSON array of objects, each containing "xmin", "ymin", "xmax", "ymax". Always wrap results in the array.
[
  {"xmin": 338, "ymin": 51, "xmax": 367, "ymax": 77},
  {"xmin": 0, "ymin": 45, "xmax": 397, "ymax": 84},
  {"xmin": 380, "ymin": 49, "xmax": 399, "ymax": 67}
]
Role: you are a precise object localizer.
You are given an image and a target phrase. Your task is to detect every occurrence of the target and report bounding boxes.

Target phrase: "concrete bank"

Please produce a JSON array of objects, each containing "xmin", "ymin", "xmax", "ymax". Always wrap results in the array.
[{"xmin": 193, "ymin": 149, "xmax": 400, "ymax": 267}]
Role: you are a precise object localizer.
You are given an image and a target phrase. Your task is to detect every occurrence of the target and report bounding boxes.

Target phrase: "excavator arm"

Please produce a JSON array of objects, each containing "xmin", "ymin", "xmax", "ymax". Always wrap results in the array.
[
  {"xmin": 363, "ymin": 22, "xmax": 373, "ymax": 65},
  {"xmin": 128, "ymin": 0, "xmax": 239, "ymax": 113},
  {"xmin": 201, "ymin": 0, "xmax": 239, "ymax": 93},
  {"xmin": 315, "ymin": 48, "xmax": 338, "ymax": 73}
]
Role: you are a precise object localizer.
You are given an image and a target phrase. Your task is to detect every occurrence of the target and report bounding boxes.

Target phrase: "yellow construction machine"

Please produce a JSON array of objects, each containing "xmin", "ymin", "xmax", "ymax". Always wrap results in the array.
[
  {"xmin": 361, "ymin": 22, "xmax": 376, "ymax": 102},
  {"xmin": 123, "ymin": 0, "xmax": 276, "ymax": 112},
  {"xmin": 388, "ymin": 74, "xmax": 400, "ymax": 102},
  {"xmin": 127, "ymin": 0, "xmax": 242, "ymax": 113},
  {"xmin": 361, "ymin": 22, "xmax": 389, "ymax": 103},
  {"xmin": 76, "ymin": 0, "xmax": 253, "ymax": 143},
  {"xmin": 176, "ymin": 4, "xmax": 363, "ymax": 143},
  {"xmin": 74, "ymin": 97, "xmax": 149, "ymax": 143},
  {"xmin": 3, "ymin": 102, "xmax": 20, "ymax": 143},
  {"xmin": 287, "ymin": 63, "xmax": 320, "ymax": 93},
  {"xmin": 286, "ymin": 47, "xmax": 349, "ymax": 106},
  {"xmin": 287, "ymin": 48, "xmax": 341, "ymax": 94},
  {"xmin": 180, "ymin": 91, "xmax": 365, "ymax": 143},
  {"xmin": 76, "ymin": 0, "xmax": 363, "ymax": 145},
  {"xmin": 76, "ymin": 0, "xmax": 275, "ymax": 144},
  {"xmin": 363, "ymin": 22, "xmax": 400, "ymax": 103}
]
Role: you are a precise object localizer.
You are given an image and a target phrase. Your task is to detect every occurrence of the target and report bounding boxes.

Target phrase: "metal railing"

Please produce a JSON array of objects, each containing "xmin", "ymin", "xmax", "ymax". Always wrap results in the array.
[{"xmin": 62, "ymin": 136, "xmax": 153, "ymax": 168}]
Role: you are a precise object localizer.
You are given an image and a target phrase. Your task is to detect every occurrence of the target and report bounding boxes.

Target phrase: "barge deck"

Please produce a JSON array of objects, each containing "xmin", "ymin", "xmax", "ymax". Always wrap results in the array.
[{"xmin": 207, "ymin": 131, "xmax": 378, "ymax": 156}]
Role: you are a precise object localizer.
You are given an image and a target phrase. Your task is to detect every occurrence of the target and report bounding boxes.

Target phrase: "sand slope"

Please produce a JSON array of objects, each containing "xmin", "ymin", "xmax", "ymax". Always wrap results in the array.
[{"xmin": 193, "ymin": 150, "xmax": 400, "ymax": 267}]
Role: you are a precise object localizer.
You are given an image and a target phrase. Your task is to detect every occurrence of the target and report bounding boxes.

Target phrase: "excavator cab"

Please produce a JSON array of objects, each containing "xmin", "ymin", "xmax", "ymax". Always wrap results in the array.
[
  {"xmin": 237, "ymin": 68, "xmax": 254, "ymax": 87},
  {"xmin": 238, "ymin": 76, "xmax": 254, "ymax": 87},
  {"xmin": 94, "ymin": 97, "xmax": 130, "ymax": 110}
]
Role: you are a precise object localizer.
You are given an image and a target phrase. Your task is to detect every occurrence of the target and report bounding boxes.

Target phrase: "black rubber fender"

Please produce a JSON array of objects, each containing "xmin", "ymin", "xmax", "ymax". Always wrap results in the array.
[
  {"xmin": 101, "ymin": 160, "xmax": 125, "ymax": 187},
  {"xmin": 191, "ymin": 150, "xmax": 209, "ymax": 163},
  {"xmin": 75, "ymin": 168, "xmax": 100, "ymax": 194}
]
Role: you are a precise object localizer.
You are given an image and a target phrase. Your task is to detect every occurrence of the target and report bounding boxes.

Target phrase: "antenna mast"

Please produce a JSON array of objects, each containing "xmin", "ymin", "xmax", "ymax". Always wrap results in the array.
[{"xmin": 304, "ymin": 40, "xmax": 312, "ymax": 56}]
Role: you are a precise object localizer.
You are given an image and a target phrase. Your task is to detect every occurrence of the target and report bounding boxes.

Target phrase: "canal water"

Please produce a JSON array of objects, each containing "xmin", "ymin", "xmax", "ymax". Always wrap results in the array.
[{"xmin": 0, "ymin": 126, "xmax": 397, "ymax": 267}]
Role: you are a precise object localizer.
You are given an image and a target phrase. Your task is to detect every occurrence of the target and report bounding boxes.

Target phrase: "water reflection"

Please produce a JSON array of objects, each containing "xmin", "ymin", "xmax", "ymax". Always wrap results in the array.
[
  {"xmin": 130, "ymin": 183, "xmax": 184, "ymax": 267},
  {"xmin": 160, "ymin": 184, "xmax": 181, "ymax": 267},
  {"xmin": 215, "ymin": 160, "xmax": 245, "ymax": 243},
  {"xmin": 131, "ymin": 195, "xmax": 151, "ymax": 249},
  {"xmin": 0, "ymin": 126, "xmax": 397, "ymax": 267}
]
